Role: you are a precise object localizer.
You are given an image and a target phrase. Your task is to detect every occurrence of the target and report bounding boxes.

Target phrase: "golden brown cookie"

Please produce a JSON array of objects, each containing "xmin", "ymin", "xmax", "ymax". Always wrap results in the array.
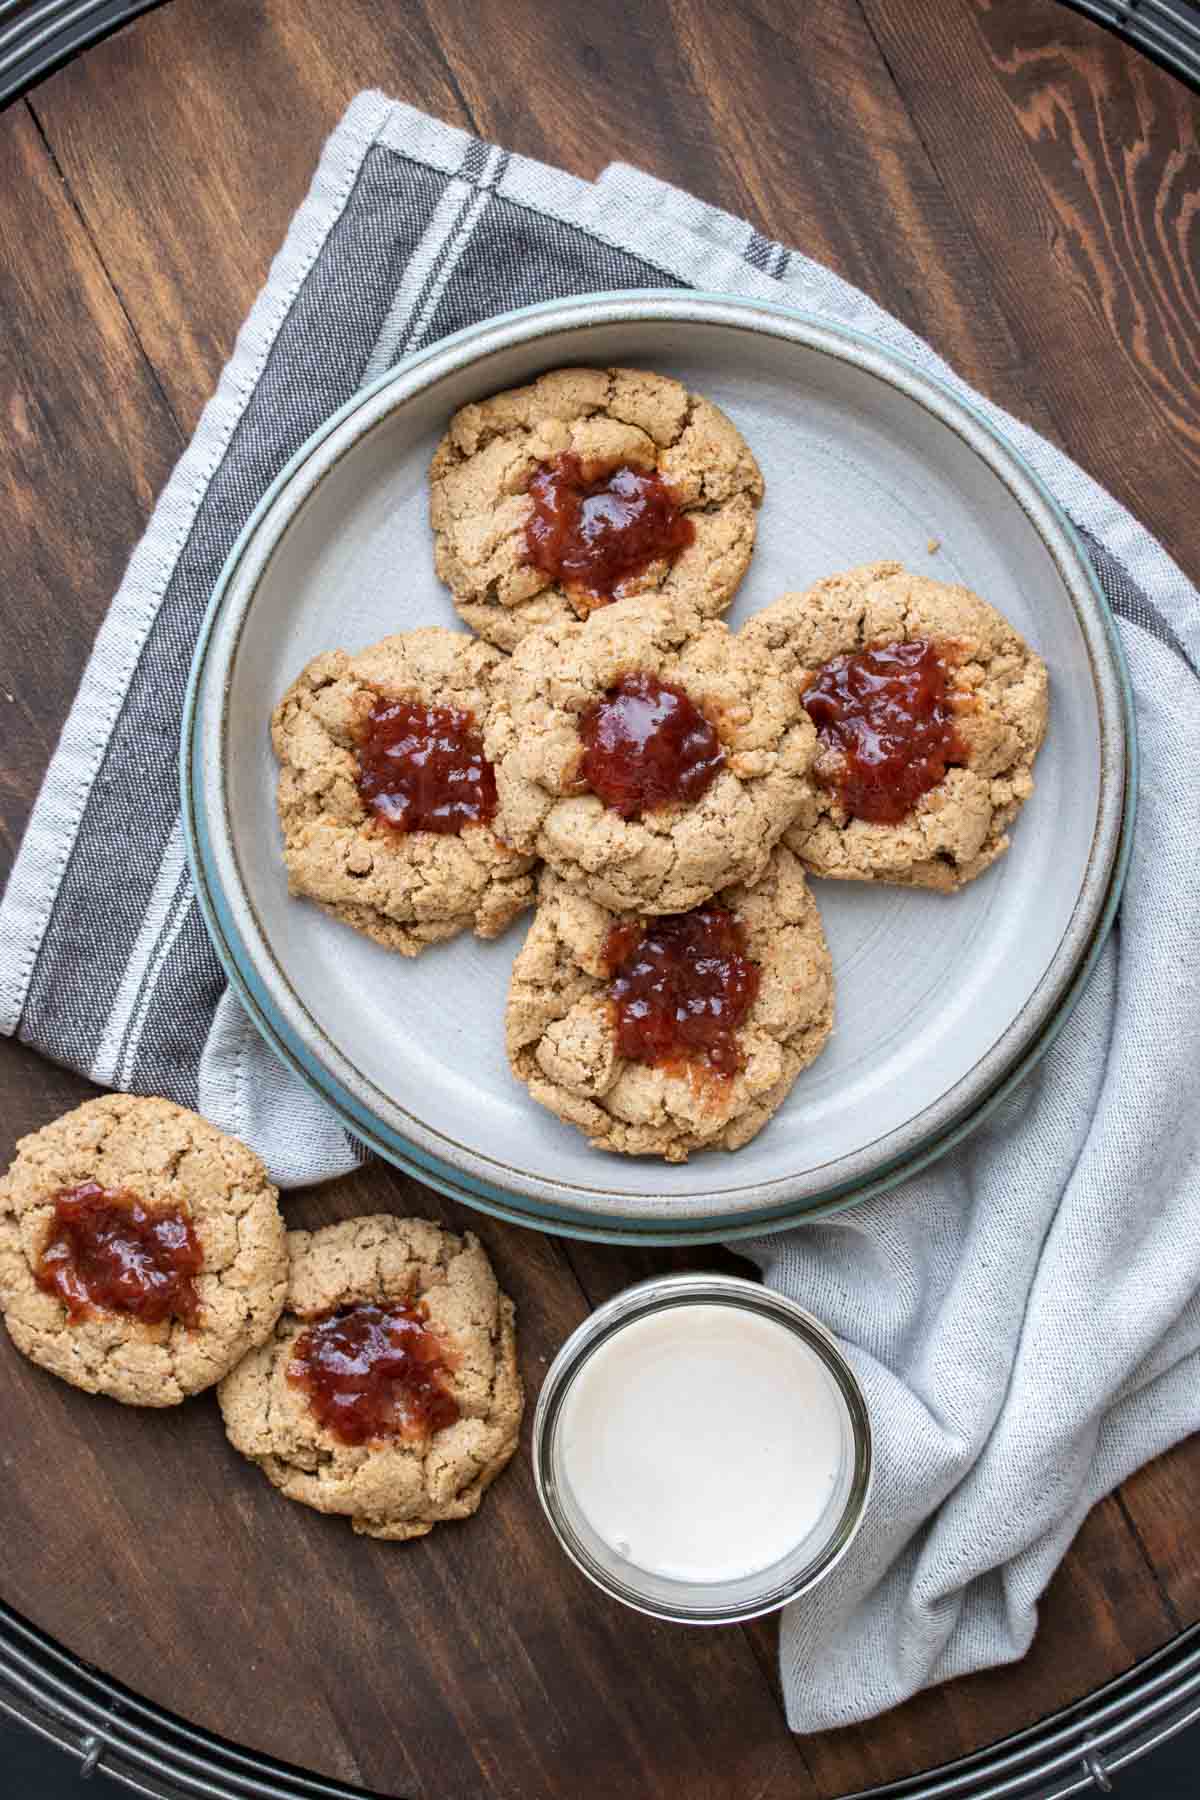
[
  {"xmin": 741, "ymin": 562, "xmax": 1049, "ymax": 891},
  {"xmin": 218, "ymin": 1215, "xmax": 523, "ymax": 1540},
  {"xmin": 486, "ymin": 596, "xmax": 817, "ymax": 914},
  {"xmin": 0, "ymin": 1096, "xmax": 287, "ymax": 1406},
  {"xmin": 429, "ymin": 366, "xmax": 763, "ymax": 650},
  {"xmin": 272, "ymin": 628, "xmax": 537, "ymax": 955},
  {"xmin": 506, "ymin": 848, "xmax": 834, "ymax": 1162}
]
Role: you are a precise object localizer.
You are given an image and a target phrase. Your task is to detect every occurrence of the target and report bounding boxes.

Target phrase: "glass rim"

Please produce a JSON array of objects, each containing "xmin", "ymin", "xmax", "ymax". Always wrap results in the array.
[{"xmin": 532, "ymin": 1272, "xmax": 873, "ymax": 1624}]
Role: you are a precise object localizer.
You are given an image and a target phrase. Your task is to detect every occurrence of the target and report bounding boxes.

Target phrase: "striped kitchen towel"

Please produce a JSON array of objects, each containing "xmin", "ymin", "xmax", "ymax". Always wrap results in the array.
[{"xmin": 4, "ymin": 92, "xmax": 1200, "ymax": 1734}]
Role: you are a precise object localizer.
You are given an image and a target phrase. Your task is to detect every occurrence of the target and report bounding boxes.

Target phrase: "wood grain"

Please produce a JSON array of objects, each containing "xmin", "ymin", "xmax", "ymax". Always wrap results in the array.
[
  {"xmin": 795, "ymin": 1490, "xmax": 1180, "ymax": 1794},
  {"xmin": 0, "ymin": 0, "xmax": 1197, "ymax": 1795},
  {"xmin": 0, "ymin": 1154, "xmax": 809, "ymax": 1800},
  {"xmin": 22, "ymin": 0, "xmax": 471, "ymax": 434},
  {"xmin": 1117, "ymin": 1437, "xmax": 1200, "ymax": 1627},
  {"xmin": 0, "ymin": 105, "xmax": 182, "ymax": 866},
  {"xmin": 860, "ymin": 0, "xmax": 1200, "ymax": 579}
]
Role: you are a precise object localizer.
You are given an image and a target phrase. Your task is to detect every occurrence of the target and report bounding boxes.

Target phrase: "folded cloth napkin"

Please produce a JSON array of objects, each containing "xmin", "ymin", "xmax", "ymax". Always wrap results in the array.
[{"xmin": 3, "ymin": 91, "xmax": 1199, "ymax": 1733}]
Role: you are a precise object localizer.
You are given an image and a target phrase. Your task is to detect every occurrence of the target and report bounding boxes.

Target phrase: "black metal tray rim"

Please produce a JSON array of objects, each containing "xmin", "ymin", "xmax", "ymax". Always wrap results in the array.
[
  {"xmin": 6, "ymin": 0, "xmax": 1197, "ymax": 115},
  {"xmin": 3, "ymin": 1595, "xmax": 1200, "ymax": 1800},
  {"xmin": 0, "ymin": 0, "xmax": 165, "ymax": 109},
  {"xmin": 1, "ymin": 1, "xmax": 1198, "ymax": 1797}
]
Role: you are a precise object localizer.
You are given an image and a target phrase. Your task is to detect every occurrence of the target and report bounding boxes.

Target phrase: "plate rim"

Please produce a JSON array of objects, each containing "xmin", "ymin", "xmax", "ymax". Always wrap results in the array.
[{"xmin": 180, "ymin": 289, "xmax": 1137, "ymax": 1242}]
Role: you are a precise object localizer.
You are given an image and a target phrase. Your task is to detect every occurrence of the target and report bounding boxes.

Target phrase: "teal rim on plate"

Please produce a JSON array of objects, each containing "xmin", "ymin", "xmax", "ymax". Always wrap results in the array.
[{"xmin": 181, "ymin": 291, "xmax": 1137, "ymax": 1246}]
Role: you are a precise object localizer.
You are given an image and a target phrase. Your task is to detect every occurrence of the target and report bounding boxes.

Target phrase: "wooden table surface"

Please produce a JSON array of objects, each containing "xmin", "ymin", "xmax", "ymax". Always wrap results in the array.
[{"xmin": 1, "ymin": 3, "xmax": 1197, "ymax": 1796}]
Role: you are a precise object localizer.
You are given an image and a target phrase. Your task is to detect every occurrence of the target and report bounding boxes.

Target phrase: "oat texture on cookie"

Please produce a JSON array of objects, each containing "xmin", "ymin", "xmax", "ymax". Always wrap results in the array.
[
  {"xmin": 506, "ymin": 848, "xmax": 834, "ymax": 1162},
  {"xmin": 272, "ymin": 627, "xmax": 537, "ymax": 956},
  {"xmin": 0, "ymin": 1095, "xmax": 287, "ymax": 1406},
  {"xmin": 485, "ymin": 595, "xmax": 817, "ymax": 915},
  {"xmin": 429, "ymin": 366, "xmax": 764, "ymax": 650},
  {"xmin": 742, "ymin": 562, "xmax": 1049, "ymax": 891},
  {"xmin": 218, "ymin": 1215, "xmax": 523, "ymax": 1540}
]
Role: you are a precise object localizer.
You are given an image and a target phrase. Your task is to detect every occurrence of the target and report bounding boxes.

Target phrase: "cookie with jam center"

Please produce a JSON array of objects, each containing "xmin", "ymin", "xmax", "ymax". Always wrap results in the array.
[
  {"xmin": 506, "ymin": 847, "xmax": 834, "ymax": 1163},
  {"xmin": 272, "ymin": 627, "xmax": 537, "ymax": 955},
  {"xmin": 429, "ymin": 365, "xmax": 764, "ymax": 651},
  {"xmin": 218, "ymin": 1215, "xmax": 523, "ymax": 1541},
  {"xmin": 740, "ymin": 562, "xmax": 1049, "ymax": 892},
  {"xmin": 0, "ymin": 1095, "xmax": 287, "ymax": 1406},
  {"xmin": 485, "ymin": 595, "xmax": 817, "ymax": 915}
]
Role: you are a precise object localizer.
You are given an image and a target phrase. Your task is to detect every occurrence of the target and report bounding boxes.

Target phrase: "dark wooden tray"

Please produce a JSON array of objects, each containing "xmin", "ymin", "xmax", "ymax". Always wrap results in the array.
[{"xmin": 1, "ymin": 3, "xmax": 1198, "ymax": 1797}]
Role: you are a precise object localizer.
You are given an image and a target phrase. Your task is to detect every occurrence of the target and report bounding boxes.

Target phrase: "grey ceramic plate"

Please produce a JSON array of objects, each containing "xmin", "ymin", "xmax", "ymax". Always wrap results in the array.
[{"xmin": 183, "ymin": 293, "xmax": 1134, "ymax": 1243}]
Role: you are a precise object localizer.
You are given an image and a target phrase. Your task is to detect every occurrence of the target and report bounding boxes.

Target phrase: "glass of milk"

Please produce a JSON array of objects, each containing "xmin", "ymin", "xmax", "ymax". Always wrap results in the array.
[{"xmin": 533, "ymin": 1273, "xmax": 871, "ymax": 1623}]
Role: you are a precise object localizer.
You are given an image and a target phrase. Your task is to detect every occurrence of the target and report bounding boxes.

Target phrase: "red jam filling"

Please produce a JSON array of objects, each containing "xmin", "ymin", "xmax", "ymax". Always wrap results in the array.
[
  {"xmin": 802, "ymin": 638, "xmax": 966, "ymax": 825},
  {"xmin": 604, "ymin": 905, "xmax": 761, "ymax": 1077},
  {"xmin": 34, "ymin": 1182, "xmax": 203, "ymax": 1327},
  {"xmin": 524, "ymin": 452, "xmax": 694, "ymax": 602},
  {"xmin": 356, "ymin": 698, "xmax": 497, "ymax": 834},
  {"xmin": 286, "ymin": 1301, "xmax": 460, "ymax": 1447},
  {"xmin": 578, "ymin": 671, "xmax": 724, "ymax": 818}
]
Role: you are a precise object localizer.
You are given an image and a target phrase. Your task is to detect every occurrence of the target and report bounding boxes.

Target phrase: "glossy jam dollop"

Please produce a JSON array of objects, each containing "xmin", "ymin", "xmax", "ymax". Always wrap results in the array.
[
  {"xmin": 604, "ymin": 905, "xmax": 761, "ymax": 1077},
  {"xmin": 578, "ymin": 671, "xmax": 724, "ymax": 819},
  {"xmin": 802, "ymin": 638, "xmax": 966, "ymax": 824},
  {"xmin": 287, "ymin": 1301, "xmax": 460, "ymax": 1446},
  {"xmin": 356, "ymin": 698, "xmax": 497, "ymax": 834},
  {"xmin": 34, "ymin": 1182, "xmax": 203, "ymax": 1327},
  {"xmin": 524, "ymin": 453, "xmax": 694, "ymax": 602}
]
